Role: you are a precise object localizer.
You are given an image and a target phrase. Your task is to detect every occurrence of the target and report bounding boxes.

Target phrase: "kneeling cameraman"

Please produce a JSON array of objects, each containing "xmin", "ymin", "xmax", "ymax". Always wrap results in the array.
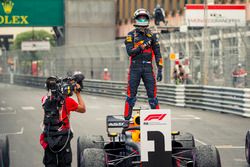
[{"xmin": 40, "ymin": 73, "xmax": 86, "ymax": 167}]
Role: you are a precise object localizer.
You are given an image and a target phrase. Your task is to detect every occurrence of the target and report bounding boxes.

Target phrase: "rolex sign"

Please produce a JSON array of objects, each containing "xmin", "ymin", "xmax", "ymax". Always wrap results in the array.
[{"xmin": 0, "ymin": 0, "xmax": 64, "ymax": 27}]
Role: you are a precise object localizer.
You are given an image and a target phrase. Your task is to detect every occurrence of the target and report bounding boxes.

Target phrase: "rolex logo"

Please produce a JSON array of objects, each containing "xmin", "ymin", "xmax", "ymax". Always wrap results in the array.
[{"xmin": 2, "ymin": 0, "xmax": 14, "ymax": 14}]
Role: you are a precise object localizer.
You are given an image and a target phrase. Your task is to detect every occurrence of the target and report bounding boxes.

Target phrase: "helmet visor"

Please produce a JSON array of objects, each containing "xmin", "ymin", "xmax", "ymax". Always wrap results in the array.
[{"xmin": 135, "ymin": 15, "xmax": 149, "ymax": 27}]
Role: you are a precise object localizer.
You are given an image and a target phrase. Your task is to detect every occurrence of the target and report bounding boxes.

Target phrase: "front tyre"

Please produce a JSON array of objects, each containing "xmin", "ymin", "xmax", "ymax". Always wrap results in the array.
[
  {"xmin": 194, "ymin": 145, "xmax": 221, "ymax": 167},
  {"xmin": 0, "ymin": 135, "xmax": 9, "ymax": 167},
  {"xmin": 82, "ymin": 148, "xmax": 105, "ymax": 167},
  {"xmin": 245, "ymin": 131, "xmax": 250, "ymax": 164},
  {"xmin": 77, "ymin": 135, "xmax": 104, "ymax": 167},
  {"xmin": 0, "ymin": 150, "xmax": 4, "ymax": 167}
]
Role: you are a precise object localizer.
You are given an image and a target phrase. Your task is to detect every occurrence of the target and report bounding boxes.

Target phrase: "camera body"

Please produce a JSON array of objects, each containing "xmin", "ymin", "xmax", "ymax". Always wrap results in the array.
[{"xmin": 45, "ymin": 73, "xmax": 85, "ymax": 98}]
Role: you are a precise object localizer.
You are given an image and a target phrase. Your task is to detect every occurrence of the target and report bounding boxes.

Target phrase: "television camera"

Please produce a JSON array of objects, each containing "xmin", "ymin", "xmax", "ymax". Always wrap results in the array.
[{"xmin": 45, "ymin": 72, "xmax": 85, "ymax": 99}]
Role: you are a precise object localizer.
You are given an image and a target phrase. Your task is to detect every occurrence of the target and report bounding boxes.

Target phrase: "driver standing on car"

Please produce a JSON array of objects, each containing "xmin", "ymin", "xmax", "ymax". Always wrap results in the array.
[
  {"xmin": 40, "ymin": 76, "xmax": 86, "ymax": 167},
  {"xmin": 124, "ymin": 8, "xmax": 163, "ymax": 120}
]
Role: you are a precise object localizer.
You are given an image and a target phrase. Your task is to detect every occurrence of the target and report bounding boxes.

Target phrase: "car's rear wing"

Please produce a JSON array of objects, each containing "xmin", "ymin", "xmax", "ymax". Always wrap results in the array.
[
  {"xmin": 106, "ymin": 115, "xmax": 127, "ymax": 137},
  {"xmin": 106, "ymin": 115, "xmax": 126, "ymax": 128}
]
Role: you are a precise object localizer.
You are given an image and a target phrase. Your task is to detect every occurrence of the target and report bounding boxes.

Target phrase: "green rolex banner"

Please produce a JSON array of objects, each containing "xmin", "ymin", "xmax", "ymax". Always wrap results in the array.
[{"xmin": 0, "ymin": 0, "xmax": 64, "ymax": 27}]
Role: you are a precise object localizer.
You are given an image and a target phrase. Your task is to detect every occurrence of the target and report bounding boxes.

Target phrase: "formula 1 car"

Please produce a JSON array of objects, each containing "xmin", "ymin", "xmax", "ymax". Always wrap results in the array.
[
  {"xmin": 77, "ymin": 109, "xmax": 221, "ymax": 167},
  {"xmin": 0, "ymin": 135, "xmax": 9, "ymax": 167},
  {"xmin": 245, "ymin": 130, "xmax": 250, "ymax": 164}
]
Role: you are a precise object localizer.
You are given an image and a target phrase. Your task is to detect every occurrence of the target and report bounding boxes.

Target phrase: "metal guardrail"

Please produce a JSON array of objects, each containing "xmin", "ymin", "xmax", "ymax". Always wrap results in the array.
[
  {"xmin": 0, "ymin": 74, "xmax": 10, "ymax": 83},
  {"xmin": 1, "ymin": 74, "xmax": 250, "ymax": 117},
  {"xmin": 184, "ymin": 85, "xmax": 250, "ymax": 117}
]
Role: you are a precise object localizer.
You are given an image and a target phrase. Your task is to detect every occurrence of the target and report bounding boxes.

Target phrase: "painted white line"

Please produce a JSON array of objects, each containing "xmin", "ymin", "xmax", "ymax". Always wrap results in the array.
[
  {"xmin": 195, "ymin": 139, "xmax": 207, "ymax": 145},
  {"xmin": 96, "ymin": 117, "xmax": 105, "ymax": 121},
  {"xmin": 21, "ymin": 106, "xmax": 35, "ymax": 110},
  {"xmin": 172, "ymin": 115, "xmax": 201, "ymax": 120},
  {"xmin": 182, "ymin": 115, "xmax": 198, "ymax": 117},
  {"xmin": 234, "ymin": 159, "xmax": 246, "ymax": 162},
  {"xmin": 108, "ymin": 104, "xmax": 122, "ymax": 108},
  {"xmin": 172, "ymin": 117, "xmax": 199, "ymax": 120},
  {"xmin": 181, "ymin": 115, "xmax": 201, "ymax": 120},
  {"xmin": 7, "ymin": 107, "xmax": 13, "ymax": 110},
  {"xmin": 10, "ymin": 150, "xmax": 16, "ymax": 153},
  {"xmin": 90, "ymin": 96, "xmax": 97, "ymax": 100},
  {"xmin": 0, "ymin": 110, "xmax": 16, "ymax": 115},
  {"xmin": 87, "ymin": 106, "xmax": 100, "ymax": 109},
  {"xmin": 216, "ymin": 145, "xmax": 245, "ymax": 149},
  {"xmin": 0, "ymin": 107, "xmax": 6, "ymax": 111},
  {"xmin": 1, "ymin": 127, "xmax": 24, "ymax": 135}
]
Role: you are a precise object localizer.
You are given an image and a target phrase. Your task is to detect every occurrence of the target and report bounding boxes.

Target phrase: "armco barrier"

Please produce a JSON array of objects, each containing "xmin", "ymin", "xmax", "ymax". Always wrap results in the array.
[
  {"xmin": 184, "ymin": 85, "xmax": 250, "ymax": 117},
  {"xmin": 1, "ymin": 74, "xmax": 250, "ymax": 117},
  {"xmin": 0, "ymin": 74, "xmax": 10, "ymax": 83}
]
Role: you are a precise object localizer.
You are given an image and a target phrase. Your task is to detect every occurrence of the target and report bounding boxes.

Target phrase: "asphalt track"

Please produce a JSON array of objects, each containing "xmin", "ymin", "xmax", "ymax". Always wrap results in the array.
[{"xmin": 0, "ymin": 83, "xmax": 249, "ymax": 167}]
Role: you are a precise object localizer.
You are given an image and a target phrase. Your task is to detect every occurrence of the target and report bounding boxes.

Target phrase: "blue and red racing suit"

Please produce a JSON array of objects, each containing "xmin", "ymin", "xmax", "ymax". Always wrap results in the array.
[{"xmin": 124, "ymin": 28, "xmax": 163, "ymax": 120}]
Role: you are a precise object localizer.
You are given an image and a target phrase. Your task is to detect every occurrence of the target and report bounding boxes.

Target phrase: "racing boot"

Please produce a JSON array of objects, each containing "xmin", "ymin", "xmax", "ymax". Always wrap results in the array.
[
  {"xmin": 124, "ymin": 97, "xmax": 136, "ymax": 120},
  {"xmin": 148, "ymin": 97, "xmax": 160, "ymax": 109}
]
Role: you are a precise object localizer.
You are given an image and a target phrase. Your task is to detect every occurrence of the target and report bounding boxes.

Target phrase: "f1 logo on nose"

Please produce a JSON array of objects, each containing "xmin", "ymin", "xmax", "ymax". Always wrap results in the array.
[{"xmin": 144, "ymin": 114, "xmax": 166, "ymax": 121}]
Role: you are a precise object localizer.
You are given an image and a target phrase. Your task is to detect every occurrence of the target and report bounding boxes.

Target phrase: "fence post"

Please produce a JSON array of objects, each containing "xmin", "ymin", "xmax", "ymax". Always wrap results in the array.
[
  {"xmin": 175, "ymin": 85, "xmax": 185, "ymax": 107},
  {"xmin": 243, "ymin": 88, "xmax": 250, "ymax": 117},
  {"xmin": 10, "ymin": 73, "xmax": 13, "ymax": 84}
]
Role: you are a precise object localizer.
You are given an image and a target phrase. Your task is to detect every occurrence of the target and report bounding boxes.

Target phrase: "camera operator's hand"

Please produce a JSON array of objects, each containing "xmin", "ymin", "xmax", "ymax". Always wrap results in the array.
[
  {"xmin": 74, "ymin": 83, "xmax": 86, "ymax": 113},
  {"xmin": 74, "ymin": 83, "xmax": 81, "ymax": 94}
]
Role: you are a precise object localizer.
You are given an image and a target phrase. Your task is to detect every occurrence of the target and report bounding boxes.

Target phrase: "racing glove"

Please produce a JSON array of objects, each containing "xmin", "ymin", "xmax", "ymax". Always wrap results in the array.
[
  {"xmin": 157, "ymin": 69, "xmax": 162, "ymax": 82},
  {"xmin": 143, "ymin": 39, "xmax": 151, "ymax": 49}
]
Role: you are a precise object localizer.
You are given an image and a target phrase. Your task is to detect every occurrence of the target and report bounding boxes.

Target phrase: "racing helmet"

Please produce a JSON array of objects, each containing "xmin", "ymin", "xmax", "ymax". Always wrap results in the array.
[{"xmin": 133, "ymin": 8, "xmax": 150, "ymax": 27}]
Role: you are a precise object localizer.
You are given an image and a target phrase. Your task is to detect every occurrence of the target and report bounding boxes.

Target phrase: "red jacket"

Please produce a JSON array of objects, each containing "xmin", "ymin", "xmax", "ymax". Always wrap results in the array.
[{"xmin": 40, "ymin": 96, "xmax": 78, "ymax": 149}]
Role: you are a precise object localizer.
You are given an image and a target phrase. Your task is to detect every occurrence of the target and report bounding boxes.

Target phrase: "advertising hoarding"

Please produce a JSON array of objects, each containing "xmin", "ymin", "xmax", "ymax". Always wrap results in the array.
[
  {"xmin": 0, "ymin": 0, "xmax": 64, "ymax": 27},
  {"xmin": 185, "ymin": 4, "xmax": 246, "ymax": 27}
]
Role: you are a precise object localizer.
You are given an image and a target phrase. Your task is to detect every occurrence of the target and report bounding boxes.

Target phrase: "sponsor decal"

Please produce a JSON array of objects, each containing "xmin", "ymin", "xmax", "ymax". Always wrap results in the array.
[
  {"xmin": 0, "ymin": 0, "xmax": 29, "ymax": 25},
  {"xmin": 126, "ymin": 35, "xmax": 132, "ymax": 42},
  {"xmin": 108, "ymin": 122, "xmax": 124, "ymax": 127},
  {"xmin": 185, "ymin": 4, "xmax": 246, "ymax": 27},
  {"xmin": 143, "ymin": 113, "xmax": 167, "ymax": 125},
  {"xmin": 144, "ymin": 114, "xmax": 166, "ymax": 121},
  {"xmin": 141, "ymin": 109, "xmax": 172, "ymax": 167}
]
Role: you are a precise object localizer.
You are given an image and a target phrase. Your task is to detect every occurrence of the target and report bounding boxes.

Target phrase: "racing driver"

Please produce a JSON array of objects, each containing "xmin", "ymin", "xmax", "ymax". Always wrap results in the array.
[{"xmin": 124, "ymin": 8, "xmax": 163, "ymax": 120}]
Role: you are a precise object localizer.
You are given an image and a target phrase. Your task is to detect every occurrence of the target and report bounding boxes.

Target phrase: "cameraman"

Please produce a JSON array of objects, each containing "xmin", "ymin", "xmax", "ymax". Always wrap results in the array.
[{"xmin": 40, "ymin": 76, "xmax": 86, "ymax": 167}]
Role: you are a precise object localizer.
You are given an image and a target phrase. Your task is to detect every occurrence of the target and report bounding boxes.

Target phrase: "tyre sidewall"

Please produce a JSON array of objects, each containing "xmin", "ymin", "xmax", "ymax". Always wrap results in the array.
[
  {"xmin": 245, "ymin": 131, "xmax": 250, "ymax": 164},
  {"xmin": 0, "ymin": 135, "xmax": 9, "ymax": 167},
  {"xmin": 0, "ymin": 149, "xmax": 3, "ymax": 167},
  {"xmin": 194, "ymin": 145, "xmax": 221, "ymax": 167},
  {"xmin": 82, "ymin": 148, "xmax": 105, "ymax": 167},
  {"xmin": 77, "ymin": 135, "xmax": 104, "ymax": 167}
]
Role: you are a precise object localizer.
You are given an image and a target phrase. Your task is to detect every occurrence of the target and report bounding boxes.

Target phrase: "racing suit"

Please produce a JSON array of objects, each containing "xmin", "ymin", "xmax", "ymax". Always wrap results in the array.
[{"xmin": 124, "ymin": 28, "xmax": 163, "ymax": 120}]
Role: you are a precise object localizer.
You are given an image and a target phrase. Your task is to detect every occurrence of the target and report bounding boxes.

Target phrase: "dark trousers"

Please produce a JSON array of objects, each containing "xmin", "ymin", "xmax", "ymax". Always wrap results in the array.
[
  {"xmin": 43, "ymin": 142, "xmax": 72, "ymax": 167},
  {"xmin": 128, "ymin": 66, "xmax": 156, "ymax": 99},
  {"xmin": 124, "ymin": 63, "xmax": 159, "ymax": 120}
]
